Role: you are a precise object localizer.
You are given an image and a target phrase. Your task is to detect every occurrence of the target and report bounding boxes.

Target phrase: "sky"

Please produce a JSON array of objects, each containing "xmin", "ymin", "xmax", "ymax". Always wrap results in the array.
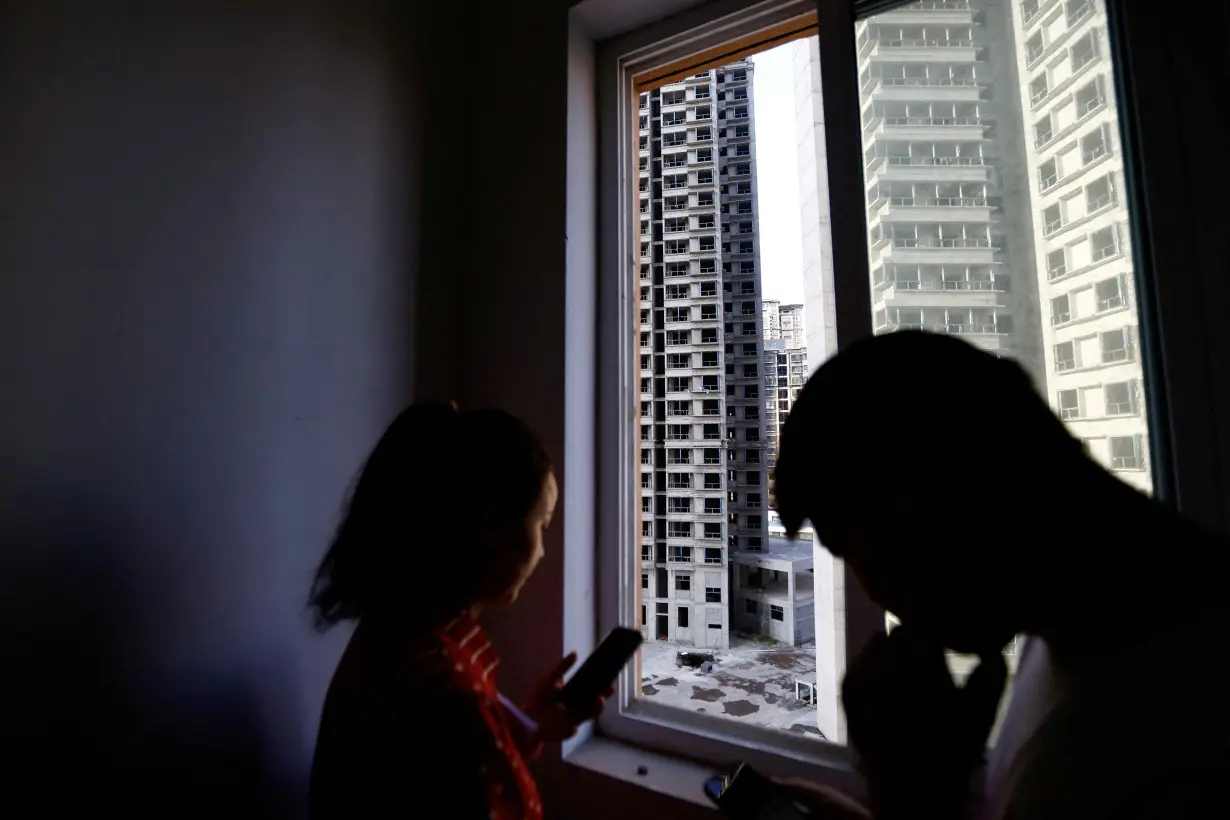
[{"xmin": 750, "ymin": 43, "xmax": 805, "ymax": 305}]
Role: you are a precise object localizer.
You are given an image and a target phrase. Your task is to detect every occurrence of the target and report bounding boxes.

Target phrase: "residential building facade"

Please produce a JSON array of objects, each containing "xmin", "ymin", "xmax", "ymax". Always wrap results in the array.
[
  {"xmin": 638, "ymin": 60, "xmax": 769, "ymax": 650},
  {"xmin": 1010, "ymin": 0, "xmax": 1151, "ymax": 493}
]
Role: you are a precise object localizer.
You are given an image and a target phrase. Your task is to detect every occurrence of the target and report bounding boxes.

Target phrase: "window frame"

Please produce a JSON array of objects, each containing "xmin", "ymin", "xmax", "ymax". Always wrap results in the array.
[
  {"xmin": 594, "ymin": 0, "xmax": 870, "ymax": 786},
  {"xmin": 581, "ymin": 0, "xmax": 1230, "ymax": 797}
]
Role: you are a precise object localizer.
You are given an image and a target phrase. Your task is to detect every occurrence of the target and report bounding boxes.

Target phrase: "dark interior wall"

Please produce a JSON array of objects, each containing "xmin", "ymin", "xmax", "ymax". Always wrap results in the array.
[{"xmin": 0, "ymin": 1, "xmax": 421, "ymax": 811}]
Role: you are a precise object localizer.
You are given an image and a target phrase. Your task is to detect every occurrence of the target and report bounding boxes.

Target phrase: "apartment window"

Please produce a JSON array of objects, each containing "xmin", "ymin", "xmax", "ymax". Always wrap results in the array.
[
  {"xmin": 1046, "ymin": 248, "xmax": 1068, "ymax": 280},
  {"xmin": 1082, "ymin": 125, "xmax": 1108, "ymax": 164},
  {"xmin": 695, "ymin": 127, "xmax": 711, "ymax": 142},
  {"xmin": 1095, "ymin": 276, "xmax": 1125, "ymax": 312},
  {"xmin": 1051, "ymin": 294, "xmax": 1071, "ymax": 325},
  {"xmin": 1057, "ymin": 389, "xmax": 1081, "ymax": 420},
  {"xmin": 695, "ymin": 105, "xmax": 712, "ymax": 121},
  {"xmin": 666, "ymin": 330, "xmax": 690, "ymax": 346},
  {"xmin": 1105, "ymin": 382, "xmax": 1135, "ymax": 416},
  {"xmin": 675, "ymin": 574, "xmax": 691, "ymax": 591},
  {"xmin": 667, "ymin": 473, "xmax": 691, "ymax": 490},
  {"xmin": 667, "ymin": 521, "xmax": 693, "ymax": 539},
  {"xmin": 697, "ymin": 169, "xmax": 714, "ymax": 185},
  {"xmin": 1086, "ymin": 175, "xmax": 1114, "ymax": 212},
  {"xmin": 1109, "ymin": 435, "xmax": 1144, "ymax": 471},
  {"xmin": 641, "ymin": 520, "xmax": 653, "ymax": 537},
  {"xmin": 642, "ymin": 573, "xmax": 649, "ymax": 589},
  {"xmin": 1071, "ymin": 31, "xmax": 1097, "ymax": 71},
  {"xmin": 1039, "ymin": 158, "xmax": 1058, "ymax": 191},
  {"xmin": 1090, "ymin": 225, "xmax": 1119, "ymax": 261},
  {"xmin": 665, "ymin": 239, "xmax": 688, "ymax": 255},
  {"xmin": 1043, "ymin": 204, "xmax": 1063, "ymax": 235},
  {"xmin": 604, "ymin": 0, "xmax": 1172, "ymax": 780},
  {"xmin": 1101, "ymin": 328, "xmax": 1133, "ymax": 363},
  {"xmin": 705, "ymin": 587, "xmax": 722, "ymax": 604},
  {"xmin": 1034, "ymin": 113, "xmax": 1053, "ymax": 148},
  {"xmin": 1067, "ymin": 0, "xmax": 1092, "ymax": 25},
  {"xmin": 1075, "ymin": 77, "xmax": 1105, "ymax": 118},
  {"xmin": 677, "ymin": 606, "xmax": 689, "ymax": 628},
  {"xmin": 745, "ymin": 599, "xmax": 758, "ymax": 615},
  {"xmin": 1030, "ymin": 74, "xmax": 1049, "ymax": 106},
  {"xmin": 1055, "ymin": 341, "xmax": 1077, "ymax": 372}
]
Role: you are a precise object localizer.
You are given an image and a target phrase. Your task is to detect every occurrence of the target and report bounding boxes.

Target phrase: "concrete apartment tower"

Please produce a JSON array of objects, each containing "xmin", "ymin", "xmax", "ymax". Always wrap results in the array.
[
  {"xmin": 638, "ymin": 60, "xmax": 769, "ymax": 651},
  {"xmin": 1009, "ymin": 0, "xmax": 1151, "ymax": 494},
  {"xmin": 788, "ymin": 0, "xmax": 1145, "ymax": 742}
]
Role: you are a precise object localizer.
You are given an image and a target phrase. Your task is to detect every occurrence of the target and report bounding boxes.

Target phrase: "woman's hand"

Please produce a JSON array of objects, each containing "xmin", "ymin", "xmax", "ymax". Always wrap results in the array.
[{"xmin": 524, "ymin": 652, "xmax": 614, "ymax": 744}]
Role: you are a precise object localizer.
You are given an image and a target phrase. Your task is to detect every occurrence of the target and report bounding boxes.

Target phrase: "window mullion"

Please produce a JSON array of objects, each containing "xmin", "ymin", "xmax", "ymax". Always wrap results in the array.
[{"xmin": 815, "ymin": 0, "xmax": 885, "ymax": 666}]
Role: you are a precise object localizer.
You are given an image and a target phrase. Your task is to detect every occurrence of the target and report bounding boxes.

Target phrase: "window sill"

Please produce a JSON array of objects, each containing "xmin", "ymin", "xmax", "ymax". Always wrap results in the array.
[{"xmin": 562, "ymin": 735, "xmax": 721, "ymax": 811}]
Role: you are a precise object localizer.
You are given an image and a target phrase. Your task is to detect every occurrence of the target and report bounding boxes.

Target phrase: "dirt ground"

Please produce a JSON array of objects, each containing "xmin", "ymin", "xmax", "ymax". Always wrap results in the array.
[{"xmin": 638, "ymin": 635, "xmax": 828, "ymax": 739}]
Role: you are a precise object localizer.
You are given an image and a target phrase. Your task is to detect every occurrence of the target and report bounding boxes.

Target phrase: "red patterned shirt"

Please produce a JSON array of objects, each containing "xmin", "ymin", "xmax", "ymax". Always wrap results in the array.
[{"xmin": 309, "ymin": 613, "xmax": 543, "ymax": 820}]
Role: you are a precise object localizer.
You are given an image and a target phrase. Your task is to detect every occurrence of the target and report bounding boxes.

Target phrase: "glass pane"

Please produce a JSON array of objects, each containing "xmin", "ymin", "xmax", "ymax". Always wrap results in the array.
[
  {"xmin": 633, "ymin": 47, "xmax": 840, "ymax": 744},
  {"xmin": 853, "ymin": 0, "xmax": 1152, "ymax": 736}
]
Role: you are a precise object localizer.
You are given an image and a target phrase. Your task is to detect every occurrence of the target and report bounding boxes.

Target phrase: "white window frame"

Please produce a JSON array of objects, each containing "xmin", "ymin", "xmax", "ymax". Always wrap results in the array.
[
  {"xmin": 564, "ymin": 0, "xmax": 1230, "ymax": 805},
  {"xmin": 591, "ymin": 0, "xmax": 870, "ymax": 790}
]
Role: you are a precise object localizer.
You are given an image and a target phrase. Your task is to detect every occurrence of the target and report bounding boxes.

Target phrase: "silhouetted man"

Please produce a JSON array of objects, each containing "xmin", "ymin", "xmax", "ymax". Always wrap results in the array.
[{"xmin": 773, "ymin": 330, "xmax": 1229, "ymax": 820}]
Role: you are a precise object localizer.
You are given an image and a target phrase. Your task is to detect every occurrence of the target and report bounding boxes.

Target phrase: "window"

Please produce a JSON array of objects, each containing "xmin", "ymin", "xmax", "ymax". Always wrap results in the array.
[
  {"xmin": 1101, "ymin": 328, "xmax": 1133, "ymax": 363},
  {"xmin": 1034, "ymin": 114, "xmax": 1053, "ymax": 148},
  {"xmin": 676, "ymin": 574, "xmax": 691, "ymax": 591},
  {"xmin": 1051, "ymin": 294, "xmax": 1071, "ymax": 325},
  {"xmin": 1095, "ymin": 276, "xmax": 1125, "ymax": 312},
  {"xmin": 1090, "ymin": 225, "xmax": 1119, "ymax": 261},
  {"xmin": 678, "ymin": 607, "xmax": 689, "ymax": 627},
  {"xmin": 642, "ymin": 573, "xmax": 649, "ymax": 589},
  {"xmin": 1046, "ymin": 248, "xmax": 1067, "ymax": 280},
  {"xmin": 1105, "ymin": 381, "xmax": 1135, "ymax": 416},
  {"xmin": 1057, "ymin": 389, "xmax": 1081, "ymax": 420},
  {"xmin": 1039, "ymin": 158, "xmax": 1058, "ymax": 191},
  {"xmin": 602, "ymin": 0, "xmax": 1171, "ymax": 783},
  {"xmin": 1082, "ymin": 126, "xmax": 1108, "ymax": 165},
  {"xmin": 1109, "ymin": 435, "xmax": 1144, "ymax": 471},
  {"xmin": 1086, "ymin": 175, "xmax": 1114, "ymax": 212}
]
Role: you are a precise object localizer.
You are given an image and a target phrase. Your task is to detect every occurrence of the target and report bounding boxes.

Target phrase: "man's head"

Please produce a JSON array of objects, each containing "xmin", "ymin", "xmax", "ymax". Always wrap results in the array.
[{"xmin": 775, "ymin": 331, "xmax": 1088, "ymax": 654}]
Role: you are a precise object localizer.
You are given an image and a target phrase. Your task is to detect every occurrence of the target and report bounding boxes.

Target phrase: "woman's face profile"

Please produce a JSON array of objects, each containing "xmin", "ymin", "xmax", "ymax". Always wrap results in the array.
[{"xmin": 487, "ymin": 472, "xmax": 558, "ymax": 605}]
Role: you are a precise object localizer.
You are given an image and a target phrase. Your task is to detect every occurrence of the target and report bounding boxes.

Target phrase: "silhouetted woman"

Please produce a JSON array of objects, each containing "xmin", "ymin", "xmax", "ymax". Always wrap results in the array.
[{"xmin": 308, "ymin": 402, "xmax": 602, "ymax": 820}]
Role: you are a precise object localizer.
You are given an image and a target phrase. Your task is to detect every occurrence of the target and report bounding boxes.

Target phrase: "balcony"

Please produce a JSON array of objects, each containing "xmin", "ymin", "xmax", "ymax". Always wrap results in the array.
[
  {"xmin": 873, "ymin": 278, "xmax": 1005, "ymax": 310},
  {"xmin": 865, "ymin": 155, "xmax": 991, "ymax": 185},
  {"xmin": 874, "ymin": 237, "xmax": 997, "ymax": 265},
  {"xmin": 867, "ymin": 38, "xmax": 978, "ymax": 63},
  {"xmin": 861, "ymin": 76, "xmax": 984, "ymax": 105},
  {"xmin": 870, "ymin": 196, "xmax": 992, "ymax": 226},
  {"xmin": 866, "ymin": 1, "xmax": 974, "ymax": 27},
  {"xmin": 865, "ymin": 115, "xmax": 985, "ymax": 145}
]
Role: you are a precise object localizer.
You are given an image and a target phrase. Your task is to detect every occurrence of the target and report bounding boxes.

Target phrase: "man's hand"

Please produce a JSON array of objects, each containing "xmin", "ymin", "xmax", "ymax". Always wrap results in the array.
[
  {"xmin": 523, "ymin": 652, "xmax": 613, "ymax": 744},
  {"xmin": 842, "ymin": 625, "xmax": 1006, "ymax": 819}
]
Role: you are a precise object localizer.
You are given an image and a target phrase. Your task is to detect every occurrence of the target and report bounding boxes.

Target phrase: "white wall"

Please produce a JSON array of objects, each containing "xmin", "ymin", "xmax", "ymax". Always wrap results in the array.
[{"xmin": 0, "ymin": 1, "xmax": 423, "ymax": 811}]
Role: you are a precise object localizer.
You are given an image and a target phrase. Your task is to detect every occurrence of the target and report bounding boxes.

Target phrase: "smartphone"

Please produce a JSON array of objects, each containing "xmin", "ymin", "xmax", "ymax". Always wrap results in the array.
[
  {"xmin": 557, "ymin": 627, "xmax": 643, "ymax": 712},
  {"xmin": 704, "ymin": 763, "xmax": 810, "ymax": 820}
]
